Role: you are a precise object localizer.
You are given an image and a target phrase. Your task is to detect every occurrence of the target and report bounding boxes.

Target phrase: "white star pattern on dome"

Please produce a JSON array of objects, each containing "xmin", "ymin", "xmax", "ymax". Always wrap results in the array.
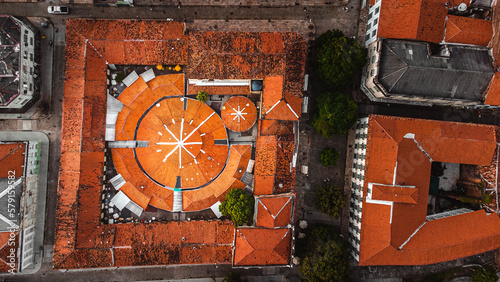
[
  {"xmin": 230, "ymin": 105, "xmax": 248, "ymax": 122},
  {"xmin": 156, "ymin": 118, "xmax": 202, "ymax": 168},
  {"xmin": 156, "ymin": 112, "xmax": 215, "ymax": 169}
]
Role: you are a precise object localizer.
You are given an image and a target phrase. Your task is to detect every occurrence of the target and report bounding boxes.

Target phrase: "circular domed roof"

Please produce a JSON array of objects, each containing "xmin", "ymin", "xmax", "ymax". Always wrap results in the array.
[
  {"xmin": 135, "ymin": 97, "xmax": 229, "ymax": 189},
  {"xmin": 221, "ymin": 96, "xmax": 257, "ymax": 132}
]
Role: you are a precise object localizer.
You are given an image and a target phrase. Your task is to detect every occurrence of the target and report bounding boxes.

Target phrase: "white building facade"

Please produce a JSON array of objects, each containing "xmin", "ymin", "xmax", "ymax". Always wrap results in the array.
[{"xmin": 348, "ymin": 117, "xmax": 368, "ymax": 261}]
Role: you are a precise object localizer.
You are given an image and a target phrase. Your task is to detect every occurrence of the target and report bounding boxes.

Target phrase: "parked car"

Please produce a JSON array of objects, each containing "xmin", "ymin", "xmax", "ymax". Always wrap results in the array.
[{"xmin": 47, "ymin": 6, "xmax": 69, "ymax": 14}]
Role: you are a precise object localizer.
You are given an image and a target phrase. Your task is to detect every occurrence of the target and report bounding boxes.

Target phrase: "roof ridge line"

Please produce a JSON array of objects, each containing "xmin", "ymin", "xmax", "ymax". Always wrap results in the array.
[
  {"xmin": 444, "ymin": 16, "xmax": 461, "ymax": 42},
  {"xmin": 371, "ymin": 118, "xmax": 398, "ymax": 144},
  {"xmin": 272, "ymin": 196, "xmax": 292, "ymax": 219},
  {"xmin": 237, "ymin": 228, "xmax": 256, "ymax": 252},
  {"xmin": 184, "ymin": 34, "xmax": 209, "ymax": 78},
  {"xmin": 85, "ymin": 39, "xmax": 108, "ymax": 65},
  {"xmin": 398, "ymin": 221, "xmax": 426, "ymax": 250},
  {"xmin": 273, "ymin": 228, "xmax": 290, "ymax": 261},
  {"xmin": 387, "ymin": 67, "xmax": 409, "ymax": 93},
  {"xmin": 0, "ymin": 144, "xmax": 23, "ymax": 164},
  {"xmin": 384, "ymin": 41, "xmax": 410, "ymax": 67}
]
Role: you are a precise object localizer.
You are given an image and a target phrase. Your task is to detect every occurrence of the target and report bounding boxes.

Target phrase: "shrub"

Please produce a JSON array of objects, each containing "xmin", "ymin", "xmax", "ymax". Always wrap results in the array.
[
  {"xmin": 115, "ymin": 72, "xmax": 126, "ymax": 84},
  {"xmin": 197, "ymin": 91, "xmax": 209, "ymax": 103},
  {"xmin": 219, "ymin": 189, "xmax": 254, "ymax": 226},
  {"xmin": 320, "ymin": 148, "xmax": 339, "ymax": 167},
  {"xmin": 314, "ymin": 30, "xmax": 367, "ymax": 90},
  {"xmin": 312, "ymin": 92, "xmax": 357, "ymax": 138},
  {"xmin": 314, "ymin": 185, "xmax": 344, "ymax": 218},
  {"xmin": 300, "ymin": 234, "xmax": 349, "ymax": 281}
]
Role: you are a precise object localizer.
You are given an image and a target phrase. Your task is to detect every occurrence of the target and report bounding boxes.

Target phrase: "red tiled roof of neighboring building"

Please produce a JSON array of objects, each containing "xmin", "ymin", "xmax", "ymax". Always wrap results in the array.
[
  {"xmin": 377, "ymin": 0, "xmax": 470, "ymax": 44},
  {"xmin": 485, "ymin": 73, "xmax": 500, "ymax": 106},
  {"xmin": 255, "ymin": 194, "xmax": 294, "ymax": 228},
  {"xmin": 233, "ymin": 228, "xmax": 291, "ymax": 266},
  {"xmin": 0, "ymin": 232, "xmax": 17, "ymax": 272},
  {"xmin": 359, "ymin": 115, "xmax": 499, "ymax": 266},
  {"xmin": 444, "ymin": 15, "xmax": 493, "ymax": 46},
  {"xmin": 0, "ymin": 143, "xmax": 25, "ymax": 178}
]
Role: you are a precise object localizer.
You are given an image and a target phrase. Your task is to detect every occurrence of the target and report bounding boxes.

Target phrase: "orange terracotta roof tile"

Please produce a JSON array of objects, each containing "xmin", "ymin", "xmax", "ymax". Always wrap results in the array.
[
  {"xmin": 233, "ymin": 228, "xmax": 291, "ymax": 266},
  {"xmin": 221, "ymin": 96, "xmax": 258, "ymax": 132},
  {"xmin": 261, "ymin": 76, "xmax": 283, "ymax": 113},
  {"xmin": 254, "ymin": 135, "xmax": 277, "ymax": 177},
  {"xmin": 182, "ymin": 145, "xmax": 251, "ymax": 211},
  {"xmin": 254, "ymin": 175, "xmax": 274, "ymax": 195},
  {"xmin": 56, "ymin": 19, "xmax": 306, "ymax": 270},
  {"xmin": 255, "ymin": 195, "xmax": 294, "ymax": 228},
  {"xmin": 0, "ymin": 232, "xmax": 17, "ymax": 272},
  {"xmin": 264, "ymin": 100, "xmax": 299, "ymax": 121},
  {"xmin": 0, "ymin": 143, "xmax": 25, "ymax": 178},
  {"xmin": 444, "ymin": 15, "xmax": 493, "ymax": 46},
  {"xmin": 371, "ymin": 184, "xmax": 418, "ymax": 204},
  {"xmin": 377, "ymin": 0, "xmax": 469, "ymax": 44},
  {"xmin": 358, "ymin": 115, "xmax": 500, "ymax": 266},
  {"xmin": 485, "ymin": 72, "xmax": 500, "ymax": 106}
]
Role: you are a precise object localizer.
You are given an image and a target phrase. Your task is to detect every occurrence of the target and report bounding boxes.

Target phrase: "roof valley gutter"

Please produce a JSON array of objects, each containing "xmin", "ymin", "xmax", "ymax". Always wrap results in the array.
[{"xmin": 398, "ymin": 221, "xmax": 426, "ymax": 250}]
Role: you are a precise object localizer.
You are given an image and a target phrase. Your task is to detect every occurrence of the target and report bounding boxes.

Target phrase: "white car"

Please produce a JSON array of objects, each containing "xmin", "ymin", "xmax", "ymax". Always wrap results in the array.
[{"xmin": 47, "ymin": 6, "xmax": 69, "ymax": 14}]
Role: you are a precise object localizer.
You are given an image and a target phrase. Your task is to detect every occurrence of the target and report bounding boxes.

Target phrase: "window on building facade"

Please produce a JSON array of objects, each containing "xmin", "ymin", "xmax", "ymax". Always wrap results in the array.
[
  {"xmin": 372, "ymin": 29, "xmax": 377, "ymax": 37},
  {"xmin": 375, "ymin": 7, "xmax": 380, "ymax": 14},
  {"xmin": 372, "ymin": 55, "xmax": 377, "ymax": 63}
]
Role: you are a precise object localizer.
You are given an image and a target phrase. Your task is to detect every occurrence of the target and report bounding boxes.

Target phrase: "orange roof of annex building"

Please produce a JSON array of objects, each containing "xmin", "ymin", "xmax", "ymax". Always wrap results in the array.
[
  {"xmin": 55, "ymin": 19, "xmax": 305, "ymax": 269},
  {"xmin": 233, "ymin": 194, "xmax": 295, "ymax": 266},
  {"xmin": 358, "ymin": 115, "xmax": 500, "ymax": 266},
  {"xmin": 374, "ymin": 0, "xmax": 493, "ymax": 46}
]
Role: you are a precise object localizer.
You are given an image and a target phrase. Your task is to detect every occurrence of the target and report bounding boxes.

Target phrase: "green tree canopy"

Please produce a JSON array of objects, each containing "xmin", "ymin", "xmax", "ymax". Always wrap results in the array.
[
  {"xmin": 300, "ymin": 233, "xmax": 349, "ymax": 282},
  {"xmin": 219, "ymin": 189, "xmax": 254, "ymax": 226},
  {"xmin": 197, "ymin": 90, "xmax": 209, "ymax": 103},
  {"xmin": 320, "ymin": 148, "xmax": 339, "ymax": 167},
  {"xmin": 312, "ymin": 92, "xmax": 357, "ymax": 138},
  {"xmin": 314, "ymin": 29, "xmax": 367, "ymax": 90},
  {"xmin": 315, "ymin": 185, "xmax": 344, "ymax": 218}
]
